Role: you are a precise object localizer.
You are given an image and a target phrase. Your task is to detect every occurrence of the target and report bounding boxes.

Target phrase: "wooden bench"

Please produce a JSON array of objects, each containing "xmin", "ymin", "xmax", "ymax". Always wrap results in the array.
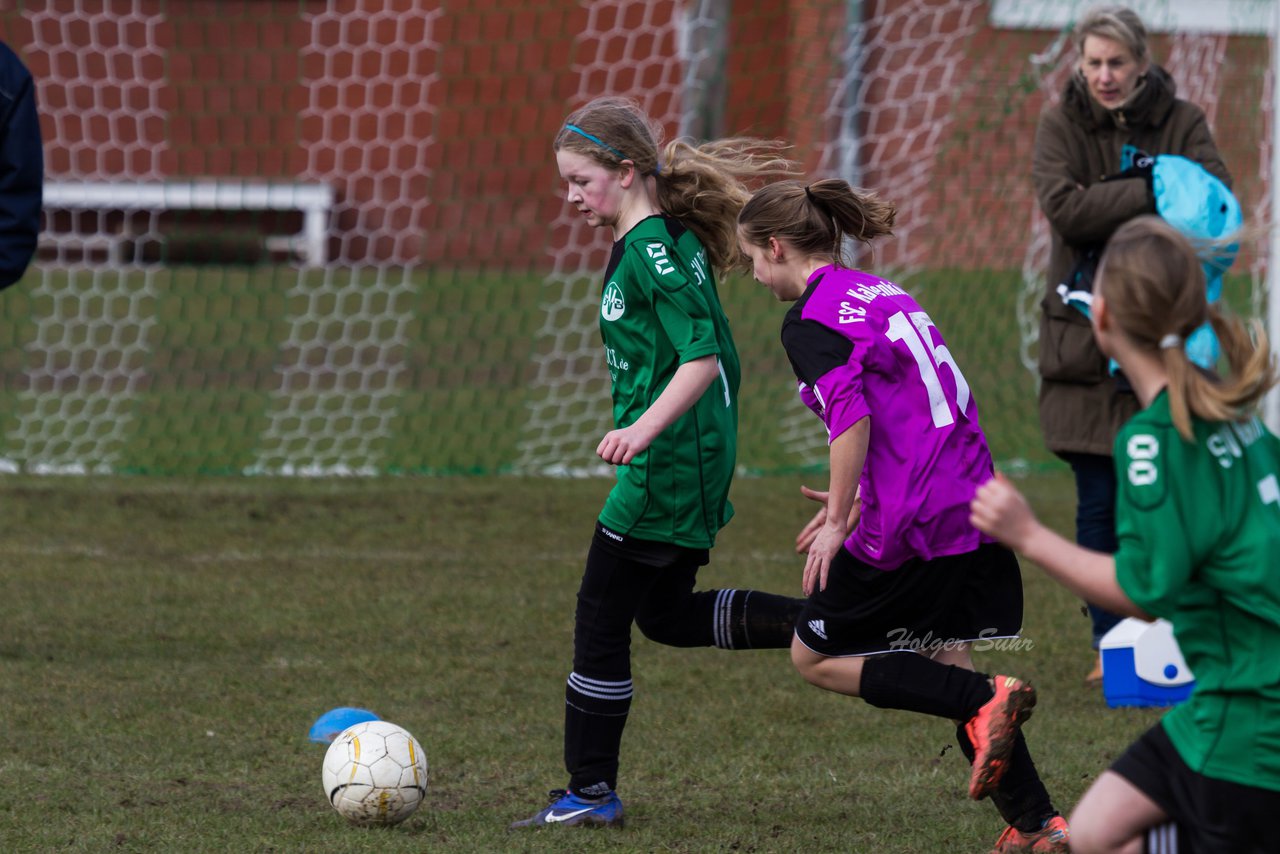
[{"xmin": 41, "ymin": 180, "xmax": 335, "ymax": 266}]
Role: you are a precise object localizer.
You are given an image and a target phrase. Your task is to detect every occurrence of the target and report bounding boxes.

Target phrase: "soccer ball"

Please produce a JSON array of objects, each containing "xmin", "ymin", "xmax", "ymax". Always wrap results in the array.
[{"xmin": 321, "ymin": 720, "xmax": 428, "ymax": 825}]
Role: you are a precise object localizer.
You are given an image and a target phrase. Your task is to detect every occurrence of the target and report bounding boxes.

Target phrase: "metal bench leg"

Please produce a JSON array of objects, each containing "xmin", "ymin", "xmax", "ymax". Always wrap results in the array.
[{"xmin": 302, "ymin": 206, "xmax": 328, "ymax": 266}]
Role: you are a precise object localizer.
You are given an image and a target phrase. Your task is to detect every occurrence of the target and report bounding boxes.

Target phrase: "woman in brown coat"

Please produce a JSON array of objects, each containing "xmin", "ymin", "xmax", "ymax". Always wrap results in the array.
[{"xmin": 1031, "ymin": 5, "xmax": 1230, "ymax": 682}]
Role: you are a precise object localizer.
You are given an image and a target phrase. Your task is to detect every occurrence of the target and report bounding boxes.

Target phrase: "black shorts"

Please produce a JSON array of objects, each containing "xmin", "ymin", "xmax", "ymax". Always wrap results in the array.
[
  {"xmin": 1111, "ymin": 723, "xmax": 1280, "ymax": 853},
  {"xmin": 794, "ymin": 542, "xmax": 1023, "ymax": 657}
]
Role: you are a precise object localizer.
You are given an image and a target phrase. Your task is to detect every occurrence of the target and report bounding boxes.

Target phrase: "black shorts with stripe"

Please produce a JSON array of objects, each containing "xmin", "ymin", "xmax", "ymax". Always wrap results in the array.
[
  {"xmin": 1112, "ymin": 722, "xmax": 1280, "ymax": 853},
  {"xmin": 794, "ymin": 541, "xmax": 1023, "ymax": 657}
]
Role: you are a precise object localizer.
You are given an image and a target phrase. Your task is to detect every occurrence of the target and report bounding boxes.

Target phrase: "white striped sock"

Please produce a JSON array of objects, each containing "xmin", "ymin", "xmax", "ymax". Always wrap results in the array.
[
  {"xmin": 567, "ymin": 671, "xmax": 633, "ymax": 702},
  {"xmin": 714, "ymin": 588, "xmax": 738, "ymax": 649}
]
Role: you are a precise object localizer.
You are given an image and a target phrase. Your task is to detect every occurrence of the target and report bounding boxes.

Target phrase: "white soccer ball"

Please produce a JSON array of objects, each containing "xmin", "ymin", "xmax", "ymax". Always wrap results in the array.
[{"xmin": 321, "ymin": 720, "xmax": 428, "ymax": 825}]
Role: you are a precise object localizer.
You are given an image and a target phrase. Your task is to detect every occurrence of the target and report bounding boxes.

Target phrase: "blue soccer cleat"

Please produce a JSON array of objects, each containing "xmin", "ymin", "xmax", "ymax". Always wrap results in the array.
[{"xmin": 509, "ymin": 788, "xmax": 625, "ymax": 829}]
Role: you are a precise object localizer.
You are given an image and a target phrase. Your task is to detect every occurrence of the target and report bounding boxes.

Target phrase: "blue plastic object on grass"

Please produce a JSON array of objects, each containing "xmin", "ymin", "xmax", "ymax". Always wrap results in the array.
[
  {"xmin": 308, "ymin": 706, "xmax": 380, "ymax": 743},
  {"xmin": 1099, "ymin": 618, "xmax": 1194, "ymax": 708}
]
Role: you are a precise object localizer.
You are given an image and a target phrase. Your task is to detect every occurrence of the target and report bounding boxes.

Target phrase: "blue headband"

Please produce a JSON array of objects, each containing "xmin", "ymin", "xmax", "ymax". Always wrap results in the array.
[{"xmin": 564, "ymin": 124, "xmax": 629, "ymax": 161}]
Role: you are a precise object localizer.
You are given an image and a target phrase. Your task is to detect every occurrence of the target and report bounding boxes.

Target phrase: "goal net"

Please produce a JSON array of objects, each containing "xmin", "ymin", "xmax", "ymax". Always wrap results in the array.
[{"xmin": 0, "ymin": 0, "xmax": 1271, "ymax": 477}]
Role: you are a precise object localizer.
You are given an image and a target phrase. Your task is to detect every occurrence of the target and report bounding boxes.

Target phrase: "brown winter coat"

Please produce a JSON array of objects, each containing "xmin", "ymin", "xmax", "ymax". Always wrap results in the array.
[{"xmin": 1031, "ymin": 65, "xmax": 1231, "ymax": 456}]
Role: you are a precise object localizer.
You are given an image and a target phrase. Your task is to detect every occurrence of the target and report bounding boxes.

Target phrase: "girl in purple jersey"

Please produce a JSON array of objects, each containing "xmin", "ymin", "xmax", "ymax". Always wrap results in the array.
[{"xmin": 738, "ymin": 178, "xmax": 1067, "ymax": 853}]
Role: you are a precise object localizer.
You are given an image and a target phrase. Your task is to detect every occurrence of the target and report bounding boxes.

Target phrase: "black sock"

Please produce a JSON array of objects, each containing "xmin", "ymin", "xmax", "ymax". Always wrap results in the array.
[
  {"xmin": 634, "ymin": 588, "xmax": 802, "ymax": 650},
  {"xmin": 956, "ymin": 724, "xmax": 1056, "ymax": 833},
  {"xmin": 859, "ymin": 653, "xmax": 994, "ymax": 720},
  {"xmin": 732, "ymin": 590, "xmax": 804, "ymax": 649},
  {"xmin": 563, "ymin": 671, "xmax": 631, "ymax": 793}
]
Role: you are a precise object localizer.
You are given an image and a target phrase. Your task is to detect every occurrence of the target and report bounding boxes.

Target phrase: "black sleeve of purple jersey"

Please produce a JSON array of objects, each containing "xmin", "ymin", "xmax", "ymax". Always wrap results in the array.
[{"xmin": 781, "ymin": 318, "xmax": 853, "ymax": 387}]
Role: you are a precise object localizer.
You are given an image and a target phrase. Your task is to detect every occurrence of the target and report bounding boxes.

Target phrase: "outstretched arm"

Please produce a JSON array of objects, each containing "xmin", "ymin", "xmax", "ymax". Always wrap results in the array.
[{"xmin": 970, "ymin": 473, "xmax": 1150, "ymax": 619}]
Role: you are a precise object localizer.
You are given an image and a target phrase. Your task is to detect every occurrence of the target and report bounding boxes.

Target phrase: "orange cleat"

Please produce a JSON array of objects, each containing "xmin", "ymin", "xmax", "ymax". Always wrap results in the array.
[
  {"xmin": 964, "ymin": 675, "xmax": 1037, "ymax": 800},
  {"xmin": 991, "ymin": 815, "xmax": 1070, "ymax": 853}
]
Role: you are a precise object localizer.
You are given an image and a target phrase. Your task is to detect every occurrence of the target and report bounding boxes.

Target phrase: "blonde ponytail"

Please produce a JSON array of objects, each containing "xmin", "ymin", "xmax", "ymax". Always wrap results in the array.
[
  {"xmin": 554, "ymin": 97, "xmax": 795, "ymax": 275},
  {"xmin": 656, "ymin": 138, "xmax": 796, "ymax": 273}
]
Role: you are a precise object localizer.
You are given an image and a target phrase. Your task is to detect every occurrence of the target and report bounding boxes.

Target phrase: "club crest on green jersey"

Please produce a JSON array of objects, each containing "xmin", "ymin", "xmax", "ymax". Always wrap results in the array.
[{"xmin": 602, "ymin": 281, "xmax": 625, "ymax": 321}]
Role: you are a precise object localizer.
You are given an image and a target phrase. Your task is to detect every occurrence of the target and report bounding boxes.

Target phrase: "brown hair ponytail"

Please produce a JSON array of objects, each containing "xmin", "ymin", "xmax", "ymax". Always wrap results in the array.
[
  {"xmin": 737, "ymin": 178, "xmax": 897, "ymax": 268},
  {"xmin": 1099, "ymin": 216, "xmax": 1277, "ymax": 440}
]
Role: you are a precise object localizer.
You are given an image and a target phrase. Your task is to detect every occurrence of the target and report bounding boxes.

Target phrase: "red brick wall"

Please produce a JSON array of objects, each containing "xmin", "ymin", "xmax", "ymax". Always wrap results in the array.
[{"xmin": 3, "ymin": 0, "xmax": 1269, "ymax": 270}]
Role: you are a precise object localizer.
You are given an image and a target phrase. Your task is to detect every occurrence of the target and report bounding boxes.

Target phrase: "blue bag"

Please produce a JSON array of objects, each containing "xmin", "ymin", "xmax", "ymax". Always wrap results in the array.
[
  {"xmin": 1126, "ymin": 146, "xmax": 1241, "ymax": 368},
  {"xmin": 1056, "ymin": 148, "xmax": 1241, "ymax": 371}
]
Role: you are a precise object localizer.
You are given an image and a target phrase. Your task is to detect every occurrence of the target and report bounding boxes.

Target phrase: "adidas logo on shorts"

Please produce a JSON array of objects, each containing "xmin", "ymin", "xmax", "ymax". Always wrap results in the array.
[{"xmin": 808, "ymin": 619, "xmax": 828, "ymax": 640}]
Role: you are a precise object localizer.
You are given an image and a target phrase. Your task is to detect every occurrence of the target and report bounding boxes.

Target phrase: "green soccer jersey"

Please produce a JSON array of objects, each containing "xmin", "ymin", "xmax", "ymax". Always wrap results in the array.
[
  {"xmin": 595, "ymin": 214, "xmax": 740, "ymax": 549},
  {"xmin": 1113, "ymin": 390, "xmax": 1280, "ymax": 791}
]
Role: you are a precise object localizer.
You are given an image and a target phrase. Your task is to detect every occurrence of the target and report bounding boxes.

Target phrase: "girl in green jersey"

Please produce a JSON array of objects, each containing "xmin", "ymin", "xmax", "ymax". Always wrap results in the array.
[
  {"xmin": 512, "ymin": 97, "xmax": 804, "ymax": 830},
  {"xmin": 971, "ymin": 216, "xmax": 1280, "ymax": 853}
]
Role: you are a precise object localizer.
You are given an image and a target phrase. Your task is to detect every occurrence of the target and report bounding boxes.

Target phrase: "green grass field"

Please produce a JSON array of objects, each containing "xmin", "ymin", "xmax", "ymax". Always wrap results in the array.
[
  {"xmin": 0, "ymin": 263, "xmax": 1261, "ymax": 477},
  {"xmin": 0, "ymin": 265, "xmax": 1063, "ymax": 476},
  {"xmin": 0, "ymin": 471, "xmax": 1165, "ymax": 853}
]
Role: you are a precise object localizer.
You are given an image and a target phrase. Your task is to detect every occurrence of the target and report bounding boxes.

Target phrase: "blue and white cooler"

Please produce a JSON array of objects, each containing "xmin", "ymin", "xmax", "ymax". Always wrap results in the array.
[{"xmin": 1098, "ymin": 617, "xmax": 1195, "ymax": 708}]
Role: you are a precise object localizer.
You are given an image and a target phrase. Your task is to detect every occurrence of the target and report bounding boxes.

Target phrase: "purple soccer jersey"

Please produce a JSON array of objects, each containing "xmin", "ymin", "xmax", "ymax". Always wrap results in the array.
[{"xmin": 781, "ymin": 266, "xmax": 995, "ymax": 570}]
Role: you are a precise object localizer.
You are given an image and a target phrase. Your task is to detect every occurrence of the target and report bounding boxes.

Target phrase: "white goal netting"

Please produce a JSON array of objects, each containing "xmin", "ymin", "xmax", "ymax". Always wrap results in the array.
[{"xmin": 0, "ymin": 0, "xmax": 1270, "ymax": 476}]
